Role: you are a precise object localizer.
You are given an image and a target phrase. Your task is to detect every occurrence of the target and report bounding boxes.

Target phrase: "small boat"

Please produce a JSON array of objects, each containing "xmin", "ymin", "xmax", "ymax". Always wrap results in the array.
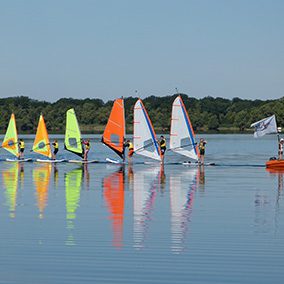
[
  {"xmin": 266, "ymin": 159, "xmax": 284, "ymax": 170},
  {"xmin": 64, "ymin": 108, "xmax": 84, "ymax": 160},
  {"xmin": 102, "ymin": 98, "xmax": 125, "ymax": 163},
  {"xmin": 133, "ymin": 99, "xmax": 161, "ymax": 162},
  {"xmin": 169, "ymin": 95, "xmax": 199, "ymax": 162}
]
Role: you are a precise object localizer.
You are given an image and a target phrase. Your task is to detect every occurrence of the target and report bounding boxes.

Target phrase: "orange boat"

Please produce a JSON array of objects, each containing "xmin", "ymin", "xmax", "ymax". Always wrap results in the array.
[{"xmin": 266, "ymin": 159, "xmax": 284, "ymax": 170}]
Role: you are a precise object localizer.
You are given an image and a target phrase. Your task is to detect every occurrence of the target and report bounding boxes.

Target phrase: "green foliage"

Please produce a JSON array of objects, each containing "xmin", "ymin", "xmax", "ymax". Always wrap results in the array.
[{"xmin": 0, "ymin": 95, "xmax": 283, "ymax": 134}]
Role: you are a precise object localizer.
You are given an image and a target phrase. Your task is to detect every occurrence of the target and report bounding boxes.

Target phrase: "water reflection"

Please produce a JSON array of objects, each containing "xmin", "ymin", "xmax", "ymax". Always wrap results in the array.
[
  {"xmin": 33, "ymin": 164, "xmax": 51, "ymax": 219},
  {"xmin": 2, "ymin": 163, "xmax": 20, "ymax": 218},
  {"xmin": 65, "ymin": 167, "xmax": 83, "ymax": 246},
  {"xmin": 169, "ymin": 167, "xmax": 198, "ymax": 253},
  {"xmin": 103, "ymin": 167, "xmax": 125, "ymax": 248},
  {"xmin": 133, "ymin": 165, "xmax": 161, "ymax": 249}
]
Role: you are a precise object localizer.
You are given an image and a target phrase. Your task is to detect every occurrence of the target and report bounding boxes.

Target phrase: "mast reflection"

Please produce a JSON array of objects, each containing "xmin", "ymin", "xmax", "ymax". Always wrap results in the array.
[
  {"xmin": 103, "ymin": 167, "xmax": 125, "ymax": 248},
  {"xmin": 33, "ymin": 164, "xmax": 51, "ymax": 219},
  {"xmin": 133, "ymin": 166, "xmax": 161, "ymax": 249},
  {"xmin": 170, "ymin": 167, "xmax": 198, "ymax": 253},
  {"xmin": 65, "ymin": 167, "xmax": 83, "ymax": 246},
  {"xmin": 2, "ymin": 163, "xmax": 20, "ymax": 218}
]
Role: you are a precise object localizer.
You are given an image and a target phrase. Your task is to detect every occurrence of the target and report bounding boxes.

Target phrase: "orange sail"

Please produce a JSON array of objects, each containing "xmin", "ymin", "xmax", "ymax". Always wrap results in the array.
[
  {"xmin": 102, "ymin": 98, "xmax": 125, "ymax": 158},
  {"xmin": 103, "ymin": 168, "xmax": 125, "ymax": 248},
  {"xmin": 32, "ymin": 114, "xmax": 52, "ymax": 158}
]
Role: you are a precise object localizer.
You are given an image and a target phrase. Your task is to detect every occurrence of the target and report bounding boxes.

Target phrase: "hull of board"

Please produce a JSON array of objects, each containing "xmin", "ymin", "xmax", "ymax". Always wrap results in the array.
[
  {"xmin": 182, "ymin": 161, "xmax": 215, "ymax": 166},
  {"xmin": 106, "ymin": 158, "xmax": 124, "ymax": 164},
  {"xmin": 6, "ymin": 158, "xmax": 32, "ymax": 162},
  {"xmin": 68, "ymin": 159, "xmax": 98, "ymax": 164},
  {"xmin": 36, "ymin": 159, "xmax": 65, "ymax": 163},
  {"xmin": 266, "ymin": 159, "xmax": 284, "ymax": 169}
]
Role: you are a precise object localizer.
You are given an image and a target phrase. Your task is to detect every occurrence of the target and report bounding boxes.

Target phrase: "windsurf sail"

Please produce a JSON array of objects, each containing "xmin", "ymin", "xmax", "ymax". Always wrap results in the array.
[
  {"xmin": 133, "ymin": 99, "xmax": 161, "ymax": 161},
  {"xmin": 32, "ymin": 114, "xmax": 52, "ymax": 158},
  {"xmin": 64, "ymin": 108, "xmax": 83, "ymax": 158},
  {"xmin": 102, "ymin": 98, "xmax": 125, "ymax": 159},
  {"xmin": 170, "ymin": 96, "xmax": 199, "ymax": 161},
  {"xmin": 2, "ymin": 113, "xmax": 19, "ymax": 158}
]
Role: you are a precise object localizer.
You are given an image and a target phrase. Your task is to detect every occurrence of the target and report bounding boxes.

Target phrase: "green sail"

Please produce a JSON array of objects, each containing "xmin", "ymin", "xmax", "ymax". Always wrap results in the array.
[
  {"xmin": 2, "ymin": 113, "xmax": 19, "ymax": 157},
  {"xmin": 64, "ymin": 108, "xmax": 83, "ymax": 157}
]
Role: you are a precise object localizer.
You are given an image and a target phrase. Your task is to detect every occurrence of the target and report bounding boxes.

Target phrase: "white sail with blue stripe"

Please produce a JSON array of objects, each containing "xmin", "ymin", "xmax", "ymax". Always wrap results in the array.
[
  {"xmin": 133, "ymin": 99, "xmax": 161, "ymax": 161},
  {"xmin": 170, "ymin": 96, "xmax": 199, "ymax": 161}
]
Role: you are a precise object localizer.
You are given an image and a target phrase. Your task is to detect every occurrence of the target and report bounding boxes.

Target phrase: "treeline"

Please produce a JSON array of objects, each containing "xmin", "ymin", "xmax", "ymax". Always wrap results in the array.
[{"xmin": 0, "ymin": 95, "xmax": 283, "ymax": 134}]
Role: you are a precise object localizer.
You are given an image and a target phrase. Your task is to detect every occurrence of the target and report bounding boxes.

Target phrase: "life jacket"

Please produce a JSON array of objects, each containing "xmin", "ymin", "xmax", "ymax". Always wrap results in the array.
[
  {"xmin": 160, "ymin": 139, "xmax": 166, "ymax": 148},
  {"xmin": 199, "ymin": 141, "xmax": 206, "ymax": 151},
  {"xmin": 19, "ymin": 141, "xmax": 25, "ymax": 149},
  {"xmin": 128, "ymin": 142, "xmax": 134, "ymax": 150},
  {"xmin": 53, "ymin": 142, "xmax": 59, "ymax": 149},
  {"xmin": 85, "ymin": 142, "xmax": 90, "ymax": 150}
]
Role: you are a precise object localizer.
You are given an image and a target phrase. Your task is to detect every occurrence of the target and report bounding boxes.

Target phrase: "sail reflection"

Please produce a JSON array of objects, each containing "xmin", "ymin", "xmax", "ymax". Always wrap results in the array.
[
  {"xmin": 103, "ymin": 167, "xmax": 125, "ymax": 248},
  {"xmin": 33, "ymin": 164, "xmax": 51, "ymax": 219},
  {"xmin": 65, "ymin": 167, "xmax": 83, "ymax": 246},
  {"xmin": 170, "ymin": 167, "xmax": 198, "ymax": 253},
  {"xmin": 2, "ymin": 163, "xmax": 20, "ymax": 218},
  {"xmin": 133, "ymin": 166, "xmax": 161, "ymax": 249}
]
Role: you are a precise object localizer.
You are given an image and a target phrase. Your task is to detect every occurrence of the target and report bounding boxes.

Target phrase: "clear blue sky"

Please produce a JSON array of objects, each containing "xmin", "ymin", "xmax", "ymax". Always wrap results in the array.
[{"xmin": 0, "ymin": 0, "xmax": 283, "ymax": 102}]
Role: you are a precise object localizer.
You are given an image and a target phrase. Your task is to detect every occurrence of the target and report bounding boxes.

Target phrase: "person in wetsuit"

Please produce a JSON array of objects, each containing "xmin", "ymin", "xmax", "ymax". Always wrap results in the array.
[
  {"xmin": 124, "ymin": 139, "xmax": 134, "ymax": 162},
  {"xmin": 82, "ymin": 139, "xmax": 90, "ymax": 161},
  {"xmin": 278, "ymin": 138, "xmax": 284, "ymax": 160},
  {"xmin": 52, "ymin": 139, "xmax": 59, "ymax": 160},
  {"xmin": 198, "ymin": 138, "xmax": 207, "ymax": 165},
  {"xmin": 159, "ymin": 135, "xmax": 166, "ymax": 163},
  {"xmin": 18, "ymin": 139, "xmax": 25, "ymax": 159}
]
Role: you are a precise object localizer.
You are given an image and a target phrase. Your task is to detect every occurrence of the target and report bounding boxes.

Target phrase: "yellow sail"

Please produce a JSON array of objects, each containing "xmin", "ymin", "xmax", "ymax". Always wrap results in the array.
[
  {"xmin": 32, "ymin": 114, "xmax": 52, "ymax": 158},
  {"xmin": 2, "ymin": 113, "xmax": 19, "ymax": 157}
]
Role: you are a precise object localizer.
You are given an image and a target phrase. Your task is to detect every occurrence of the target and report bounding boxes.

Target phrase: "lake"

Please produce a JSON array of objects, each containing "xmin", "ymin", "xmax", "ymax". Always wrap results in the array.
[{"xmin": 0, "ymin": 134, "xmax": 283, "ymax": 284}]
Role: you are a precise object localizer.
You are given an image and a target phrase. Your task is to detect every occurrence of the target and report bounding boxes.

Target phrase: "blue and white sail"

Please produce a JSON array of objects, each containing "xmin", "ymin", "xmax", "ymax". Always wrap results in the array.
[
  {"xmin": 250, "ymin": 115, "xmax": 278, "ymax": 138},
  {"xmin": 133, "ymin": 99, "xmax": 161, "ymax": 161},
  {"xmin": 169, "ymin": 96, "xmax": 199, "ymax": 161}
]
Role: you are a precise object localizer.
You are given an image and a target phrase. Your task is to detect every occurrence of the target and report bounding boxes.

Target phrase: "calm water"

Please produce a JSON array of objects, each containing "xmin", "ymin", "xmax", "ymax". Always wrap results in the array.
[{"xmin": 0, "ymin": 134, "xmax": 284, "ymax": 284}]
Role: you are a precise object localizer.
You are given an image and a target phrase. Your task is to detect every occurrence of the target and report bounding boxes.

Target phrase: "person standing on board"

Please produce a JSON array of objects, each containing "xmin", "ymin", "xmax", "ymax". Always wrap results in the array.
[
  {"xmin": 198, "ymin": 138, "xmax": 207, "ymax": 165},
  {"xmin": 158, "ymin": 135, "xmax": 166, "ymax": 163},
  {"xmin": 124, "ymin": 139, "xmax": 134, "ymax": 162},
  {"xmin": 52, "ymin": 139, "xmax": 59, "ymax": 160},
  {"xmin": 278, "ymin": 138, "xmax": 284, "ymax": 160},
  {"xmin": 18, "ymin": 139, "xmax": 25, "ymax": 159},
  {"xmin": 82, "ymin": 139, "xmax": 90, "ymax": 161}
]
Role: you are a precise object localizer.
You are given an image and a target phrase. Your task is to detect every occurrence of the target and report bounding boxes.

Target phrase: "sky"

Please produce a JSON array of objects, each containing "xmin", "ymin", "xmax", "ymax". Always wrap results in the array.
[{"xmin": 0, "ymin": 0, "xmax": 283, "ymax": 102}]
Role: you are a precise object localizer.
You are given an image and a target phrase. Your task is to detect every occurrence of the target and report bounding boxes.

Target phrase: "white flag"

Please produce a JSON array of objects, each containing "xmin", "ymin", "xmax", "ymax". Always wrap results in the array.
[{"xmin": 250, "ymin": 115, "xmax": 277, "ymax": 138}]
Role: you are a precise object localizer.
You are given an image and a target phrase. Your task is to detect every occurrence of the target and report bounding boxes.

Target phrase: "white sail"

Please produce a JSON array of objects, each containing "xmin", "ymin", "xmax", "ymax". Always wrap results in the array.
[
  {"xmin": 133, "ymin": 99, "xmax": 161, "ymax": 161},
  {"xmin": 170, "ymin": 96, "xmax": 199, "ymax": 161}
]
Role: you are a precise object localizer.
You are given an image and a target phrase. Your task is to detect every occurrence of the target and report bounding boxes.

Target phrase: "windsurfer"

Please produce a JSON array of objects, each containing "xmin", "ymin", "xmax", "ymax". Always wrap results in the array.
[
  {"xmin": 159, "ymin": 135, "xmax": 166, "ymax": 163},
  {"xmin": 82, "ymin": 139, "xmax": 90, "ymax": 161},
  {"xmin": 124, "ymin": 139, "xmax": 134, "ymax": 162},
  {"xmin": 18, "ymin": 139, "xmax": 25, "ymax": 159},
  {"xmin": 52, "ymin": 139, "xmax": 59, "ymax": 160},
  {"xmin": 198, "ymin": 138, "xmax": 207, "ymax": 165},
  {"xmin": 278, "ymin": 138, "xmax": 284, "ymax": 160}
]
